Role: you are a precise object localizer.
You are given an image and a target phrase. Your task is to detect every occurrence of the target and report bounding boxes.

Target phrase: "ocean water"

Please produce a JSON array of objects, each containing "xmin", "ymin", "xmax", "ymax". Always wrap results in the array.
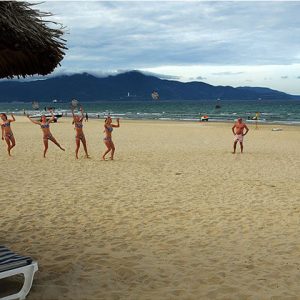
[{"xmin": 1, "ymin": 100, "xmax": 300, "ymax": 125}]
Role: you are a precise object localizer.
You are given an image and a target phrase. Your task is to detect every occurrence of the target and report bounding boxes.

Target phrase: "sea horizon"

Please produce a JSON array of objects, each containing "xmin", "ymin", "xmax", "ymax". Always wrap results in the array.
[{"xmin": 1, "ymin": 99, "xmax": 300, "ymax": 125}]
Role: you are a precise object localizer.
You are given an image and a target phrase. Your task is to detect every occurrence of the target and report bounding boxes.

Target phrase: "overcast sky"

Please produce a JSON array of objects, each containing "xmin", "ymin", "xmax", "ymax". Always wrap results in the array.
[{"xmin": 37, "ymin": 1, "xmax": 300, "ymax": 94}]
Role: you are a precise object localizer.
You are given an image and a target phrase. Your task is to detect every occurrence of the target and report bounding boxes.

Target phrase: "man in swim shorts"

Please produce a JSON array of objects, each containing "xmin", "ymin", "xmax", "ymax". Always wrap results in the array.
[{"xmin": 232, "ymin": 118, "xmax": 249, "ymax": 154}]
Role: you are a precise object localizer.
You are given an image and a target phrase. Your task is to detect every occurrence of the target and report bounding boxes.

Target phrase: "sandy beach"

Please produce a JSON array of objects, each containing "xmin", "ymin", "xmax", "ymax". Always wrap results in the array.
[{"xmin": 1, "ymin": 116, "xmax": 300, "ymax": 300}]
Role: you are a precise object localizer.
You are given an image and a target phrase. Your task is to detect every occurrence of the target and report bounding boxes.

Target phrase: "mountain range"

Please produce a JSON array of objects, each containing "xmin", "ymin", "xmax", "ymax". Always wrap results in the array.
[{"xmin": 0, "ymin": 70, "xmax": 298, "ymax": 102}]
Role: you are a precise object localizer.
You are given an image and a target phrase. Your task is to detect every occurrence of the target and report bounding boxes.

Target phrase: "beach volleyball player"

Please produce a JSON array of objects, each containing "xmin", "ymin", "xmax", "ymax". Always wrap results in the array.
[
  {"xmin": 102, "ymin": 116, "xmax": 120, "ymax": 160},
  {"xmin": 1, "ymin": 113, "xmax": 16, "ymax": 156},
  {"xmin": 27, "ymin": 111, "xmax": 65, "ymax": 158},
  {"xmin": 72, "ymin": 107, "xmax": 89, "ymax": 159}
]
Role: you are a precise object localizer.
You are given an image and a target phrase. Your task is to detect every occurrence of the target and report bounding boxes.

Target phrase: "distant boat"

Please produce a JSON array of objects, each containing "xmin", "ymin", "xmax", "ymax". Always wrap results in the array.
[
  {"xmin": 215, "ymin": 98, "xmax": 221, "ymax": 109},
  {"xmin": 29, "ymin": 111, "xmax": 63, "ymax": 122},
  {"xmin": 122, "ymin": 92, "xmax": 136, "ymax": 99},
  {"xmin": 200, "ymin": 115, "xmax": 209, "ymax": 122}
]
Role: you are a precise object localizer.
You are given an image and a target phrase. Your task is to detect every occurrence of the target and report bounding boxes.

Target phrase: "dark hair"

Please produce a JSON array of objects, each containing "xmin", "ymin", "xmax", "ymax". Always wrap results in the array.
[{"xmin": 1, "ymin": 113, "xmax": 7, "ymax": 120}]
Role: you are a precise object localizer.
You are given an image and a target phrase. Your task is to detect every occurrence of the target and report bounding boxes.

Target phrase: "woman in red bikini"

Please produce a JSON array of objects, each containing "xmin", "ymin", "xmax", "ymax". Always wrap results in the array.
[
  {"xmin": 1, "ymin": 113, "xmax": 16, "ymax": 156},
  {"xmin": 27, "ymin": 111, "xmax": 65, "ymax": 158},
  {"xmin": 102, "ymin": 116, "xmax": 120, "ymax": 160},
  {"xmin": 72, "ymin": 107, "xmax": 89, "ymax": 159}
]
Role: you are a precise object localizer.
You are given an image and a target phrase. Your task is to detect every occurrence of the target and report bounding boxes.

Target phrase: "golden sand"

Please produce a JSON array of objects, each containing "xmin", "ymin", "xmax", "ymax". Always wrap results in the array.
[{"xmin": 1, "ymin": 116, "xmax": 300, "ymax": 299}]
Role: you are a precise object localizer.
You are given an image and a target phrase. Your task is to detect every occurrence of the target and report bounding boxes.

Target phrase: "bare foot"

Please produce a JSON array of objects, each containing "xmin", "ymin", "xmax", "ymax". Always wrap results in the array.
[
  {"xmin": 85, "ymin": 155, "xmax": 90, "ymax": 159},
  {"xmin": 232, "ymin": 152, "xmax": 236, "ymax": 154}
]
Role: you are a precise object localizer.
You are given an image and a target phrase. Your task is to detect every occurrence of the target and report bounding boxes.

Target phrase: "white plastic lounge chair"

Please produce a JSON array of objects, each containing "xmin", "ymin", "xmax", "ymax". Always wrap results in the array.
[{"xmin": 0, "ymin": 246, "xmax": 38, "ymax": 300}]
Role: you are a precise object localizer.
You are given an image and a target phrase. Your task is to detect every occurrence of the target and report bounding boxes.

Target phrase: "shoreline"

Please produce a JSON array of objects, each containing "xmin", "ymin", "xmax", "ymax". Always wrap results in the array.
[{"xmin": 8, "ymin": 112, "xmax": 300, "ymax": 127}]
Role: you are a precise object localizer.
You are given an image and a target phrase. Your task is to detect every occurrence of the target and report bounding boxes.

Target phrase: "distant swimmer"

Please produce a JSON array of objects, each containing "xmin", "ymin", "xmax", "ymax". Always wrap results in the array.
[
  {"xmin": 72, "ymin": 107, "xmax": 89, "ymax": 159},
  {"xmin": 1, "ymin": 113, "xmax": 16, "ymax": 156},
  {"xmin": 232, "ymin": 117, "xmax": 249, "ymax": 154},
  {"xmin": 27, "ymin": 111, "xmax": 65, "ymax": 158},
  {"xmin": 102, "ymin": 116, "xmax": 120, "ymax": 160}
]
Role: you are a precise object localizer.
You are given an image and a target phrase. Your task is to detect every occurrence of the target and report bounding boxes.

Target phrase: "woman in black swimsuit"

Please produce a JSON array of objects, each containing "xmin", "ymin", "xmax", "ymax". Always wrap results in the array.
[
  {"xmin": 27, "ymin": 111, "xmax": 65, "ymax": 158},
  {"xmin": 72, "ymin": 107, "xmax": 89, "ymax": 159},
  {"xmin": 0, "ymin": 113, "xmax": 16, "ymax": 156}
]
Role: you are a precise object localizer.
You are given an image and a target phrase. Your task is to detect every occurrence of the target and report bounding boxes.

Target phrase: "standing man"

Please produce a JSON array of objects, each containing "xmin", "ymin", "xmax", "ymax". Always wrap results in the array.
[{"xmin": 232, "ymin": 118, "xmax": 249, "ymax": 154}]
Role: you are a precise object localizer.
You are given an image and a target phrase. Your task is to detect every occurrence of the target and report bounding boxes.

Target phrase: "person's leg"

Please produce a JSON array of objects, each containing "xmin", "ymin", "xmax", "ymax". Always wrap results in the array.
[
  {"xmin": 10, "ymin": 136, "xmax": 16, "ymax": 152},
  {"xmin": 110, "ymin": 141, "xmax": 115, "ymax": 160},
  {"xmin": 49, "ymin": 136, "xmax": 65, "ymax": 151},
  {"xmin": 43, "ymin": 138, "xmax": 49, "ymax": 158},
  {"xmin": 82, "ymin": 136, "xmax": 89, "ymax": 158},
  {"xmin": 232, "ymin": 141, "xmax": 238, "ymax": 154},
  {"xmin": 240, "ymin": 142, "xmax": 244, "ymax": 153},
  {"xmin": 102, "ymin": 141, "xmax": 111, "ymax": 160},
  {"xmin": 75, "ymin": 138, "xmax": 80, "ymax": 159},
  {"xmin": 4, "ymin": 136, "xmax": 11, "ymax": 156}
]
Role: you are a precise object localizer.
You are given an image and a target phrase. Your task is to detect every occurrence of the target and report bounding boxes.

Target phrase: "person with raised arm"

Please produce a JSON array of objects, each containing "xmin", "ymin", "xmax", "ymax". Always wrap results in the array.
[
  {"xmin": 1, "ymin": 113, "xmax": 16, "ymax": 156},
  {"xmin": 102, "ymin": 116, "xmax": 120, "ymax": 160},
  {"xmin": 72, "ymin": 107, "xmax": 89, "ymax": 159},
  {"xmin": 27, "ymin": 111, "xmax": 65, "ymax": 158}
]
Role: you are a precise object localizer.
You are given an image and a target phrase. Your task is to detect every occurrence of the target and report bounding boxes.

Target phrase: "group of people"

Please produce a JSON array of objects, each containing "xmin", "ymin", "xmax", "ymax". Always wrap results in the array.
[
  {"xmin": 0, "ymin": 109, "xmax": 120, "ymax": 159},
  {"xmin": 1, "ymin": 111, "xmax": 249, "ymax": 158}
]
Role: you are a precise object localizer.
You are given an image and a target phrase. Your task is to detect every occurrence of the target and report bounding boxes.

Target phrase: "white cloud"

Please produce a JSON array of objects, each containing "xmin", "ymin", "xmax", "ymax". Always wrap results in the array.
[{"xmin": 33, "ymin": 1, "xmax": 300, "ymax": 94}]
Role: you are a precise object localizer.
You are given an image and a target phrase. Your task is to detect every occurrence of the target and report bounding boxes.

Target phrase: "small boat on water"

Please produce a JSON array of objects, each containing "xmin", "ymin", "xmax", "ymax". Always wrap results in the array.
[
  {"xmin": 246, "ymin": 118, "xmax": 266, "ymax": 123},
  {"xmin": 200, "ymin": 115, "xmax": 209, "ymax": 122},
  {"xmin": 215, "ymin": 98, "xmax": 221, "ymax": 109}
]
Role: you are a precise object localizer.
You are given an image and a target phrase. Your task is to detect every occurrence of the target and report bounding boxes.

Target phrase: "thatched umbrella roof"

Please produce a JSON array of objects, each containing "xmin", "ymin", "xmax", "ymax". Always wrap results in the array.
[{"xmin": 0, "ymin": 1, "xmax": 67, "ymax": 78}]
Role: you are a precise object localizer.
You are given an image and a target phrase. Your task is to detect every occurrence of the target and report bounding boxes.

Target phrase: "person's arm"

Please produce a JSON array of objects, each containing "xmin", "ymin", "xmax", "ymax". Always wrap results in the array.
[
  {"xmin": 79, "ymin": 107, "xmax": 84, "ymax": 122},
  {"xmin": 9, "ymin": 114, "xmax": 16, "ymax": 122},
  {"xmin": 243, "ymin": 125, "xmax": 249, "ymax": 136},
  {"xmin": 1, "ymin": 125, "xmax": 4, "ymax": 140},
  {"xmin": 27, "ymin": 115, "xmax": 40, "ymax": 125},
  {"xmin": 48, "ymin": 111, "xmax": 55, "ymax": 123},
  {"xmin": 112, "ymin": 118, "xmax": 120, "ymax": 128},
  {"xmin": 232, "ymin": 124, "xmax": 236, "ymax": 135},
  {"xmin": 71, "ymin": 108, "xmax": 76, "ymax": 123}
]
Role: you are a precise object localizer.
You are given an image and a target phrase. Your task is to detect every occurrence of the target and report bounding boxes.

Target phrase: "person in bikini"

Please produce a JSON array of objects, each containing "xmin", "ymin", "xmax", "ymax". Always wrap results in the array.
[
  {"xmin": 1, "ymin": 113, "xmax": 16, "ymax": 156},
  {"xmin": 72, "ymin": 107, "xmax": 89, "ymax": 159},
  {"xmin": 102, "ymin": 116, "xmax": 120, "ymax": 160},
  {"xmin": 232, "ymin": 117, "xmax": 249, "ymax": 154},
  {"xmin": 27, "ymin": 111, "xmax": 65, "ymax": 158}
]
